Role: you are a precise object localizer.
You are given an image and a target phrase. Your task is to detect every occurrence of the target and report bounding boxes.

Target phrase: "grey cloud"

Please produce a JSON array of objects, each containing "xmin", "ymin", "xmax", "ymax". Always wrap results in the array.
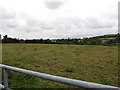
[
  {"xmin": 103, "ymin": 5, "xmax": 118, "ymax": 20},
  {"xmin": 40, "ymin": 24, "xmax": 54, "ymax": 30},
  {"xmin": 0, "ymin": 7, "xmax": 17, "ymax": 27},
  {"xmin": 45, "ymin": 0, "xmax": 64, "ymax": 9},
  {"xmin": 5, "ymin": 20, "xmax": 18, "ymax": 28},
  {"xmin": 51, "ymin": 18, "xmax": 84, "ymax": 32},
  {"xmin": 68, "ymin": 18, "xmax": 84, "ymax": 28},
  {"xmin": 0, "ymin": 7, "xmax": 16, "ymax": 20},
  {"xmin": 25, "ymin": 17, "xmax": 116, "ymax": 34},
  {"xmin": 16, "ymin": 24, "xmax": 41, "ymax": 33},
  {"xmin": 26, "ymin": 18, "xmax": 55, "ymax": 30},
  {"xmin": 1, "ymin": 7, "xmax": 117, "ymax": 39},
  {"xmin": 22, "ymin": 18, "xmax": 80, "ymax": 35},
  {"xmin": 83, "ymin": 18, "xmax": 116, "ymax": 29},
  {"xmin": 26, "ymin": 18, "xmax": 38, "ymax": 26},
  {"xmin": 83, "ymin": 18, "xmax": 101, "ymax": 29}
]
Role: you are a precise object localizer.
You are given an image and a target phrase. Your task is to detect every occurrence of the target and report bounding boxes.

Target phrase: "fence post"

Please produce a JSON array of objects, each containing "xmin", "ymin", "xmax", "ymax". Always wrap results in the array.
[{"xmin": 3, "ymin": 69, "xmax": 8, "ymax": 89}]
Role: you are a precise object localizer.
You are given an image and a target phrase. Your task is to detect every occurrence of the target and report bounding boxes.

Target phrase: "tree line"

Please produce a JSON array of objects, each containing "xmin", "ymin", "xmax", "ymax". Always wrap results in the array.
[{"xmin": 1, "ymin": 34, "xmax": 120, "ymax": 46}]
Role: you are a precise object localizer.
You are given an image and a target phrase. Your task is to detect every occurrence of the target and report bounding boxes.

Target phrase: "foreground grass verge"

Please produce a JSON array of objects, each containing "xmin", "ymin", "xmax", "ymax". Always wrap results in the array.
[{"xmin": 2, "ymin": 44, "xmax": 118, "ymax": 88}]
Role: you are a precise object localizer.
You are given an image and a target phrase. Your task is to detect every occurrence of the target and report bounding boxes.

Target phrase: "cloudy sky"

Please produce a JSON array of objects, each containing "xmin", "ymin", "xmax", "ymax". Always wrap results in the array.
[{"xmin": 0, "ymin": 0, "xmax": 119, "ymax": 39}]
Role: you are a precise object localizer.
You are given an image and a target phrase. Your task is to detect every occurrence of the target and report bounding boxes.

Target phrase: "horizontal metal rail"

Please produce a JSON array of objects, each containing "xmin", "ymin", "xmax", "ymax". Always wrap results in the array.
[{"xmin": 0, "ymin": 64, "xmax": 120, "ymax": 89}]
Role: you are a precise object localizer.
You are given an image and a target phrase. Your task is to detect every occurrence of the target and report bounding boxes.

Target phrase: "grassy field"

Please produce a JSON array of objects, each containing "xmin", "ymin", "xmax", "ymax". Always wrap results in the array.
[{"xmin": 2, "ymin": 44, "xmax": 118, "ymax": 88}]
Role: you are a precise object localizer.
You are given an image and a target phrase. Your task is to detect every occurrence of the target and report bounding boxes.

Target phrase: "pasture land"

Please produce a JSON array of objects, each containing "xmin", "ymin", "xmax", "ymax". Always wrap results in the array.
[{"xmin": 2, "ymin": 44, "xmax": 118, "ymax": 88}]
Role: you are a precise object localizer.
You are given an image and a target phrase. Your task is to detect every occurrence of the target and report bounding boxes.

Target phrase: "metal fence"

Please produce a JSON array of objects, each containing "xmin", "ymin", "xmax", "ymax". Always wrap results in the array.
[{"xmin": 0, "ymin": 64, "xmax": 119, "ymax": 90}]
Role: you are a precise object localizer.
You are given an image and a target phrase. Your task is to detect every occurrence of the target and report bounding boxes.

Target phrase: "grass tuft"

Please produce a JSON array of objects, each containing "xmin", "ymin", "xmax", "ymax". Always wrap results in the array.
[{"xmin": 65, "ymin": 67, "xmax": 75, "ymax": 73}]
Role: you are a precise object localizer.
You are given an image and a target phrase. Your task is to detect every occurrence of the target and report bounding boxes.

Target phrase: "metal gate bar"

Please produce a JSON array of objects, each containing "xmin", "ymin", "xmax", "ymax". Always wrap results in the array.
[
  {"xmin": 0, "ymin": 64, "xmax": 119, "ymax": 90},
  {"xmin": 0, "ymin": 84, "xmax": 4, "ymax": 89}
]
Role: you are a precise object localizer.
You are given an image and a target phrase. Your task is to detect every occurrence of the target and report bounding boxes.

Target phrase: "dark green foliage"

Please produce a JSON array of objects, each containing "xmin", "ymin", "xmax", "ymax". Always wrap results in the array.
[{"xmin": 1, "ymin": 33, "xmax": 120, "ymax": 45}]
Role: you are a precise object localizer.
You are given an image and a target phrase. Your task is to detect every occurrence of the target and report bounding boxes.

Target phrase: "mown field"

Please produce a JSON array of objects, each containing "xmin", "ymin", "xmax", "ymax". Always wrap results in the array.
[{"xmin": 2, "ymin": 44, "xmax": 118, "ymax": 88}]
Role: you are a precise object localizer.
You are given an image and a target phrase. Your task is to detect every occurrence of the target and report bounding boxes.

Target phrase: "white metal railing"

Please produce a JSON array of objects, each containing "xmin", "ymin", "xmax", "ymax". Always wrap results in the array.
[
  {"xmin": 0, "ymin": 64, "xmax": 120, "ymax": 90},
  {"xmin": 0, "ymin": 84, "xmax": 4, "ymax": 89}
]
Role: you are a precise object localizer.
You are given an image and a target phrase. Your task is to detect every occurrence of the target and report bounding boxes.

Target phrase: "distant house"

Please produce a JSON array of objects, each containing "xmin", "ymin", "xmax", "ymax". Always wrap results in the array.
[
  {"xmin": 101, "ymin": 39, "xmax": 107, "ymax": 44},
  {"xmin": 116, "ymin": 43, "xmax": 120, "ymax": 45},
  {"xmin": 51, "ymin": 40, "xmax": 56, "ymax": 42}
]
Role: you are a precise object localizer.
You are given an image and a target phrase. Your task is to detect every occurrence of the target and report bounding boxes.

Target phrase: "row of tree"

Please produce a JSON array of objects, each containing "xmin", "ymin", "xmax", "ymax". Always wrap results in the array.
[{"xmin": 1, "ymin": 34, "xmax": 120, "ymax": 45}]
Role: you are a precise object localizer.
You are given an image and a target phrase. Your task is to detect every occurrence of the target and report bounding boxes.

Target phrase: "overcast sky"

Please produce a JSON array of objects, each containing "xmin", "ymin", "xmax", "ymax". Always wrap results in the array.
[{"xmin": 0, "ymin": 0, "xmax": 119, "ymax": 39}]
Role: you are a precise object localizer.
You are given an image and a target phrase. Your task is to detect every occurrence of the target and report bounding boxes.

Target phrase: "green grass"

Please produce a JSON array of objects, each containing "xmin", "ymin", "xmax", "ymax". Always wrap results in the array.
[
  {"xmin": 100, "ymin": 37, "xmax": 116, "ymax": 40},
  {"xmin": 2, "ymin": 44, "xmax": 119, "ymax": 88}
]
